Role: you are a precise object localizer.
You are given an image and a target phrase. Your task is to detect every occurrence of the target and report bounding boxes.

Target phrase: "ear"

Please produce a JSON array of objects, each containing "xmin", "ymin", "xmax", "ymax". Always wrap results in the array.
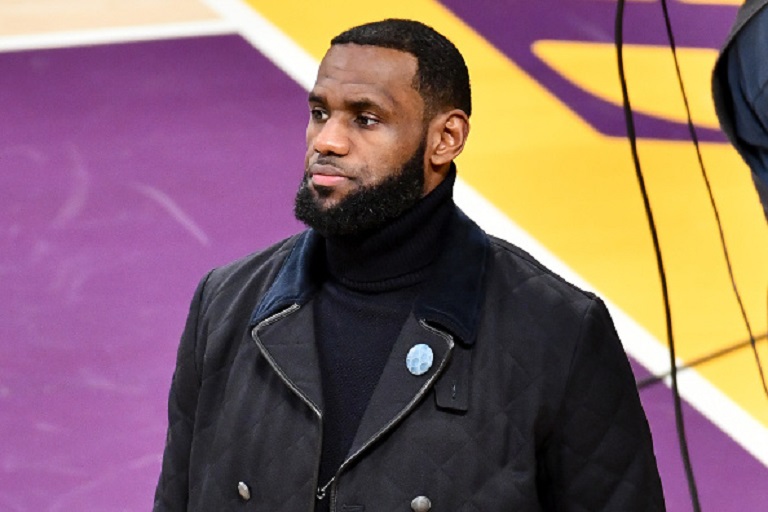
[{"xmin": 428, "ymin": 109, "xmax": 470, "ymax": 168}]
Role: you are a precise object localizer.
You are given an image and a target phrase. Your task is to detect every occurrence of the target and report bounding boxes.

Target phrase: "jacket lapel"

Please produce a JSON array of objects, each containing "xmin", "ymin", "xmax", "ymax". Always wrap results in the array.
[
  {"xmin": 245, "ymin": 207, "xmax": 490, "ymax": 462},
  {"xmin": 341, "ymin": 314, "xmax": 454, "ymax": 469},
  {"xmin": 251, "ymin": 303, "xmax": 324, "ymax": 417},
  {"xmin": 248, "ymin": 230, "xmax": 325, "ymax": 416}
]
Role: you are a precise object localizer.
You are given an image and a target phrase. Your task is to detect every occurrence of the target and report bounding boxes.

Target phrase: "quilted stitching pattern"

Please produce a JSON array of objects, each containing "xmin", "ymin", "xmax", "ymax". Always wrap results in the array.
[
  {"xmin": 154, "ymin": 231, "xmax": 664, "ymax": 511},
  {"xmin": 335, "ymin": 241, "xmax": 664, "ymax": 511}
]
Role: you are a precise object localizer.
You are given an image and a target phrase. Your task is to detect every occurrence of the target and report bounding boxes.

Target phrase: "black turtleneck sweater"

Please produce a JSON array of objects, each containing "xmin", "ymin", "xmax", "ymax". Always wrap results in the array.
[{"xmin": 313, "ymin": 169, "xmax": 456, "ymax": 508}]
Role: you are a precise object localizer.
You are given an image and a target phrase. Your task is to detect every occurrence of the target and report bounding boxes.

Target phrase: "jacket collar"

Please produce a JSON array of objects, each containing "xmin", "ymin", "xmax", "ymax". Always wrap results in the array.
[{"xmin": 249, "ymin": 206, "xmax": 489, "ymax": 346}]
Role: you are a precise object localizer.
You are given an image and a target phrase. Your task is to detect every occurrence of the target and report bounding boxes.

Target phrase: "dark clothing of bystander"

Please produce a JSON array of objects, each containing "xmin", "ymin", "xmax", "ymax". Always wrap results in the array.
[{"xmin": 712, "ymin": 0, "xmax": 768, "ymax": 220}]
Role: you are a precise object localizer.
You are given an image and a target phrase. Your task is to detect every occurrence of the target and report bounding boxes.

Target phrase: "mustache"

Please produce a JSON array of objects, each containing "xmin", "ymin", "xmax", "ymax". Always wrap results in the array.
[{"xmin": 310, "ymin": 155, "xmax": 346, "ymax": 170}]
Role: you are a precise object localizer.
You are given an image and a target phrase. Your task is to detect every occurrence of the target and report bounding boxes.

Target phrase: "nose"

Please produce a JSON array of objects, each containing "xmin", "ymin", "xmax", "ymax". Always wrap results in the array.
[{"xmin": 311, "ymin": 117, "xmax": 349, "ymax": 156}]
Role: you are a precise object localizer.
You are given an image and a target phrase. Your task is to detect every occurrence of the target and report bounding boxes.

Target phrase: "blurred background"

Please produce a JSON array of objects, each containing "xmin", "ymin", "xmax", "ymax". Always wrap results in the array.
[{"xmin": 1, "ymin": 1, "xmax": 766, "ymax": 510}]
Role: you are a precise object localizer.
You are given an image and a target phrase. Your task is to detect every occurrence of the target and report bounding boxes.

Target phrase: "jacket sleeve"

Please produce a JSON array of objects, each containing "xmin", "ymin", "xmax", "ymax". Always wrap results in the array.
[
  {"xmin": 538, "ymin": 298, "xmax": 666, "ymax": 511},
  {"xmin": 153, "ymin": 272, "xmax": 211, "ymax": 511}
]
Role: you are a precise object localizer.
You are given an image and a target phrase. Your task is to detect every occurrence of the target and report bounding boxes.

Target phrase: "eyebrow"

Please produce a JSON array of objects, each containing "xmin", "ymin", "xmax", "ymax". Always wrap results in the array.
[
  {"xmin": 308, "ymin": 92, "xmax": 393, "ymax": 113},
  {"xmin": 348, "ymin": 98, "xmax": 382, "ymax": 111}
]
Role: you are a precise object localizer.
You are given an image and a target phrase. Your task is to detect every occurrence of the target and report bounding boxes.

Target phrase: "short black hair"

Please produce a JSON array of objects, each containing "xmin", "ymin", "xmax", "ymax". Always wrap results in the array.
[{"xmin": 331, "ymin": 19, "xmax": 471, "ymax": 118}]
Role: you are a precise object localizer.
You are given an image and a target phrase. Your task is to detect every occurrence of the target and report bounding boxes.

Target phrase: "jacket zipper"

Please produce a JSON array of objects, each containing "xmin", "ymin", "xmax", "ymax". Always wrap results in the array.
[
  {"xmin": 320, "ymin": 320, "xmax": 455, "ymax": 510},
  {"xmin": 316, "ymin": 478, "xmax": 333, "ymax": 500}
]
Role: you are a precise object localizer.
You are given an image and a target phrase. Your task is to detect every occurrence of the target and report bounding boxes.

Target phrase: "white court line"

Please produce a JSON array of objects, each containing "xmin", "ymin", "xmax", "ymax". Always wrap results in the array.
[
  {"xmin": 0, "ymin": 19, "xmax": 237, "ymax": 53},
  {"xmin": 208, "ymin": 0, "xmax": 768, "ymax": 467},
  {"xmin": 198, "ymin": 0, "xmax": 318, "ymax": 90}
]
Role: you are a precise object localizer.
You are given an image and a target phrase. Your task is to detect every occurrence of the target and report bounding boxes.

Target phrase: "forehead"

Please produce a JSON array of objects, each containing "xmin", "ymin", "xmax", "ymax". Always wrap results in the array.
[{"xmin": 311, "ymin": 44, "xmax": 421, "ymax": 111}]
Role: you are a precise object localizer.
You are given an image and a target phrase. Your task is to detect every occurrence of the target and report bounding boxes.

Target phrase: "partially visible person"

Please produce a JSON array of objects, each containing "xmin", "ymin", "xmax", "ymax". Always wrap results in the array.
[{"xmin": 712, "ymin": 0, "xmax": 768, "ymax": 221}]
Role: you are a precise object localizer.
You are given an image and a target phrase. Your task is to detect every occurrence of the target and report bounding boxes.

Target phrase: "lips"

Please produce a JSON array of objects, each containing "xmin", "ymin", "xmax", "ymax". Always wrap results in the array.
[{"xmin": 309, "ymin": 163, "xmax": 350, "ymax": 187}]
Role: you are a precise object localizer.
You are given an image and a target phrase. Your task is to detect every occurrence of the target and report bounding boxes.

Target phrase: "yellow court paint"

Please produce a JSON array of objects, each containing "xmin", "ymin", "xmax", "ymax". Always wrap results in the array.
[
  {"xmin": 246, "ymin": 0, "xmax": 768, "ymax": 427},
  {"xmin": 532, "ymin": 41, "xmax": 720, "ymax": 129},
  {"xmin": 0, "ymin": 0, "xmax": 219, "ymax": 36}
]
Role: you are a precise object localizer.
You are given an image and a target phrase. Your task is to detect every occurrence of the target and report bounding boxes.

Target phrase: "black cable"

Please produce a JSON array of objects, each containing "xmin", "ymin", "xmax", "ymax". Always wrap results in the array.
[
  {"xmin": 638, "ymin": 332, "xmax": 768, "ymax": 389},
  {"xmin": 658, "ymin": 0, "xmax": 768, "ymax": 399},
  {"xmin": 614, "ymin": 1, "xmax": 702, "ymax": 510}
]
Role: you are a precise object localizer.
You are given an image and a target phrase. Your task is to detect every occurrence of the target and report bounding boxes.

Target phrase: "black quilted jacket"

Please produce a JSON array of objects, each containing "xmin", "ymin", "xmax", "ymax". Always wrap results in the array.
[{"xmin": 154, "ymin": 208, "xmax": 665, "ymax": 511}]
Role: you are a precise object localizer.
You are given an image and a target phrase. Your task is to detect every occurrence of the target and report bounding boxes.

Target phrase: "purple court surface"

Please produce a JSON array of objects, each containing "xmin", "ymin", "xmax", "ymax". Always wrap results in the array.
[
  {"xmin": 1, "ymin": 9, "xmax": 767, "ymax": 512},
  {"xmin": 1, "ymin": 35, "xmax": 306, "ymax": 510}
]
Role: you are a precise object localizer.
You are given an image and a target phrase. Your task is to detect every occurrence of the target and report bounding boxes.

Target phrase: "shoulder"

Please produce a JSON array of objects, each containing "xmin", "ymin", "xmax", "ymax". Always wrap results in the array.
[
  {"xmin": 478, "ymin": 233, "xmax": 605, "ymax": 345},
  {"xmin": 181, "ymin": 232, "xmax": 308, "ymax": 373},
  {"xmin": 485, "ymin": 234, "xmax": 596, "ymax": 308},
  {"xmin": 718, "ymin": 0, "xmax": 768, "ymax": 54},
  {"xmin": 197, "ymin": 232, "xmax": 306, "ymax": 317}
]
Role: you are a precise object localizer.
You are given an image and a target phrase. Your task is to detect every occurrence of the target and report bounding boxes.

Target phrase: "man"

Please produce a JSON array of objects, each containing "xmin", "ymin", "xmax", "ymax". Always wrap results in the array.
[
  {"xmin": 154, "ymin": 19, "xmax": 665, "ymax": 511},
  {"xmin": 712, "ymin": 0, "xmax": 768, "ymax": 221}
]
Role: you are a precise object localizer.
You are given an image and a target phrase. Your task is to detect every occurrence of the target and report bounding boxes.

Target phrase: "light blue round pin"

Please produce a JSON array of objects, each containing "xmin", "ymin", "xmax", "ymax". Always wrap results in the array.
[{"xmin": 406, "ymin": 344, "xmax": 434, "ymax": 376}]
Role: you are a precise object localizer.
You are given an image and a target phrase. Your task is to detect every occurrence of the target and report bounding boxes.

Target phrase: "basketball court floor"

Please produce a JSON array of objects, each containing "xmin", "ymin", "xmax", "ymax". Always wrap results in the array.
[{"xmin": 1, "ymin": 1, "xmax": 766, "ymax": 510}]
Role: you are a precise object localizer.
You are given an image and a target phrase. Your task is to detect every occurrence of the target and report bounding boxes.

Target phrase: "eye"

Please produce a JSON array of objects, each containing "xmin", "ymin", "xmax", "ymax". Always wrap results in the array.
[
  {"xmin": 310, "ymin": 107, "xmax": 328, "ymax": 122},
  {"xmin": 355, "ymin": 114, "xmax": 379, "ymax": 127}
]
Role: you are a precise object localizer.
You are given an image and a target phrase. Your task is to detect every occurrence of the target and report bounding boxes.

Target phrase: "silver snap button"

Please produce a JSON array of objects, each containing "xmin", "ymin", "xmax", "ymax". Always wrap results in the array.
[
  {"xmin": 237, "ymin": 481, "xmax": 251, "ymax": 501},
  {"xmin": 406, "ymin": 344, "xmax": 433, "ymax": 376},
  {"xmin": 411, "ymin": 495, "xmax": 432, "ymax": 511}
]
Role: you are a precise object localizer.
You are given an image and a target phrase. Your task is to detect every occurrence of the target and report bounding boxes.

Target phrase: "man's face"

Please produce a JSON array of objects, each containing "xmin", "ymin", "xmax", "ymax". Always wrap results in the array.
[{"xmin": 295, "ymin": 44, "xmax": 429, "ymax": 235}]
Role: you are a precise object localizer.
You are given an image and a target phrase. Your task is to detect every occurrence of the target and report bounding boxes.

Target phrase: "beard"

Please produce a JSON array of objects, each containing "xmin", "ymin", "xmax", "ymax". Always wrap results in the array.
[{"xmin": 294, "ymin": 139, "xmax": 426, "ymax": 237}]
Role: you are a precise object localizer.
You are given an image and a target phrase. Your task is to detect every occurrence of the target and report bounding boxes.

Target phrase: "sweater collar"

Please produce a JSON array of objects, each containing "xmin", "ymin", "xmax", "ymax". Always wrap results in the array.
[
  {"xmin": 249, "ymin": 167, "xmax": 489, "ymax": 345},
  {"xmin": 322, "ymin": 167, "xmax": 456, "ymax": 291}
]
